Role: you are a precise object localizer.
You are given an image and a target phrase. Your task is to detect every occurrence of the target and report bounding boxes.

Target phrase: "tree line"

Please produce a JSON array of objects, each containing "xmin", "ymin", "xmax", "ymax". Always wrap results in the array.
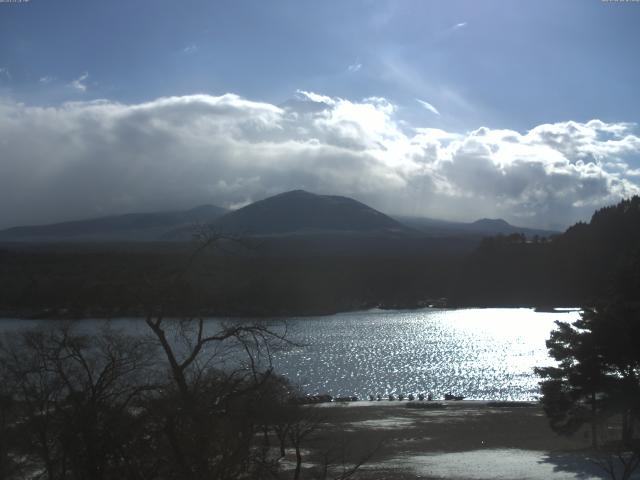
[
  {"xmin": 527, "ymin": 197, "xmax": 640, "ymax": 479},
  {"xmin": 454, "ymin": 196, "xmax": 640, "ymax": 307},
  {"xmin": 0, "ymin": 246, "xmax": 460, "ymax": 318}
]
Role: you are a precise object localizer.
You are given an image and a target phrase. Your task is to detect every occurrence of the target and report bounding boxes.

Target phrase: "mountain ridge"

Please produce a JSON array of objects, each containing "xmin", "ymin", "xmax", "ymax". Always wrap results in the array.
[
  {"xmin": 0, "ymin": 205, "xmax": 227, "ymax": 242},
  {"xmin": 0, "ymin": 190, "xmax": 559, "ymax": 243},
  {"xmin": 210, "ymin": 190, "xmax": 411, "ymax": 235}
]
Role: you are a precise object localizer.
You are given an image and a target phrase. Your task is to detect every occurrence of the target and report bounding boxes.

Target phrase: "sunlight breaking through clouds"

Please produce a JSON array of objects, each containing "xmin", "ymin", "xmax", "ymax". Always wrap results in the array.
[{"xmin": 0, "ymin": 92, "xmax": 639, "ymax": 229}]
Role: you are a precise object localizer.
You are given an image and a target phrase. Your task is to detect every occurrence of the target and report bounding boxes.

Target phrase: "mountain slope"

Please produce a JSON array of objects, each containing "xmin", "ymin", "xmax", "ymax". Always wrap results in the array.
[
  {"xmin": 210, "ymin": 190, "xmax": 411, "ymax": 235},
  {"xmin": 0, "ymin": 205, "xmax": 227, "ymax": 242}
]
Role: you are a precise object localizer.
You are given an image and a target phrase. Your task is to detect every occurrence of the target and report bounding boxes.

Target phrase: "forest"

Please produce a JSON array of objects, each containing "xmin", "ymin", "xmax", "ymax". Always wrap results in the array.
[
  {"xmin": 454, "ymin": 196, "xmax": 640, "ymax": 307},
  {"xmin": 0, "ymin": 196, "xmax": 638, "ymax": 318}
]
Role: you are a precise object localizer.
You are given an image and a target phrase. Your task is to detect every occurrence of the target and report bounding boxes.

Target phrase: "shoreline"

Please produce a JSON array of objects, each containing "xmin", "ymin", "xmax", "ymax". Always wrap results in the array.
[
  {"xmin": 0, "ymin": 304, "xmax": 580, "ymax": 321},
  {"xmin": 310, "ymin": 399, "xmax": 538, "ymax": 408}
]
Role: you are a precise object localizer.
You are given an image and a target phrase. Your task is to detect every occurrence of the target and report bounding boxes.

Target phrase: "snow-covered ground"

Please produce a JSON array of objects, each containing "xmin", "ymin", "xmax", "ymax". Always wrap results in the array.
[{"xmin": 376, "ymin": 448, "xmax": 624, "ymax": 480}]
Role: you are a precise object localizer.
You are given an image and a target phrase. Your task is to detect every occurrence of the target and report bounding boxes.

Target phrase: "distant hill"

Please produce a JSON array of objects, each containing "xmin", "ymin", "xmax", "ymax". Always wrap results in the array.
[
  {"xmin": 0, "ymin": 205, "xmax": 227, "ymax": 242},
  {"xmin": 395, "ymin": 215, "xmax": 558, "ymax": 239}
]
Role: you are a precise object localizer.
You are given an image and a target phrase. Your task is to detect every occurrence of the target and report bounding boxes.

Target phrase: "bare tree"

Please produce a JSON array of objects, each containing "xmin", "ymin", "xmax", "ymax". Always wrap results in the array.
[
  {"xmin": 0, "ymin": 230, "xmax": 374, "ymax": 479},
  {"xmin": 135, "ymin": 229, "xmax": 298, "ymax": 479},
  {"xmin": 0, "ymin": 323, "xmax": 158, "ymax": 480}
]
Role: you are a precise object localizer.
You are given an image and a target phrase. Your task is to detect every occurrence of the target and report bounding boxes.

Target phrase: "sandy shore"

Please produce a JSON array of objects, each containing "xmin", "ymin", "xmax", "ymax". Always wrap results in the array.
[{"xmin": 291, "ymin": 401, "xmax": 630, "ymax": 479}]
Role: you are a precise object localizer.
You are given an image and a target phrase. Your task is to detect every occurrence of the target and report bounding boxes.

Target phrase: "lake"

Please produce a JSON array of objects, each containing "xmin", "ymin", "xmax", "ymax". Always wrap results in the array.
[{"xmin": 0, "ymin": 307, "xmax": 580, "ymax": 401}]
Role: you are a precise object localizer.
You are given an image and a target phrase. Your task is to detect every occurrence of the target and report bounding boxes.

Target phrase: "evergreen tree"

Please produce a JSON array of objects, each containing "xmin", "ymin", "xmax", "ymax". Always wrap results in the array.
[
  {"xmin": 536, "ymin": 303, "xmax": 640, "ymax": 478},
  {"xmin": 535, "ymin": 309, "xmax": 610, "ymax": 447}
]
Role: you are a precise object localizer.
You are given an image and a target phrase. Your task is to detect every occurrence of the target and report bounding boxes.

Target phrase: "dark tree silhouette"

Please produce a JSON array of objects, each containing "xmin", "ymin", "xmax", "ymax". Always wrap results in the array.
[
  {"xmin": 0, "ymin": 324, "xmax": 159, "ymax": 480},
  {"xmin": 536, "ymin": 304, "xmax": 640, "ymax": 479},
  {"xmin": 0, "ymin": 230, "xmax": 375, "ymax": 479},
  {"xmin": 535, "ymin": 310, "xmax": 610, "ymax": 447}
]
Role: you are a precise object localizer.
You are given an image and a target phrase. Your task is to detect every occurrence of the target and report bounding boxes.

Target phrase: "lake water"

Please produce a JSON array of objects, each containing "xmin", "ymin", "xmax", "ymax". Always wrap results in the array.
[
  {"xmin": 0, "ymin": 307, "xmax": 580, "ymax": 401},
  {"xmin": 271, "ymin": 308, "xmax": 580, "ymax": 401}
]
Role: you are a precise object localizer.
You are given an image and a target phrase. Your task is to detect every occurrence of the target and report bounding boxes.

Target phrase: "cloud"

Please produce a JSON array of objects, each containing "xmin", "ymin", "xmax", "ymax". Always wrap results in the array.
[
  {"xmin": 453, "ymin": 22, "xmax": 467, "ymax": 30},
  {"xmin": 347, "ymin": 62, "xmax": 362, "ymax": 73},
  {"xmin": 69, "ymin": 72, "xmax": 89, "ymax": 92},
  {"xmin": 39, "ymin": 76, "xmax": 54, "ymax": 84},
  {"xmin": 416, "ymin": 98, "xmax": 440, "ymax": 116},
  {"xmin": 183, "ymin": 43, "xmax": 198, "ymax": 54},
  {"xmin": 0, "ymin": 92, "xmax": 639, "ymax": 230},
  {"xmin": 295, "ymin": 89, "xmax": 336, "ymax": 106},
  {"xmin": 0, "ymin": 68, "xmax": 10, "ymax": 81}
]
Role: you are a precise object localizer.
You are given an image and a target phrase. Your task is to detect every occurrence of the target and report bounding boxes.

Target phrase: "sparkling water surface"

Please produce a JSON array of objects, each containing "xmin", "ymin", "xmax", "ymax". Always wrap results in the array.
[
  {"xmin": 0, "ymin": 308, "xmax": 580, "ymax": 401},
  {"xmin": 270, "ymin": 308, "xmax": 580, "ymax": 401}
]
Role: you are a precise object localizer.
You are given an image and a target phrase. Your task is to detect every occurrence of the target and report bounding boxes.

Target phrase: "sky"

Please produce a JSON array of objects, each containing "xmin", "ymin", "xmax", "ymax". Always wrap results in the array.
[{"xmin": 1, "ymin": 0, "xmax": 640, "ymax": 230}]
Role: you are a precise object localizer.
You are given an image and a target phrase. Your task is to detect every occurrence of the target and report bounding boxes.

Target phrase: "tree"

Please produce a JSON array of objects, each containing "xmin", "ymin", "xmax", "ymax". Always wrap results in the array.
[
  {"xmin": 0, "ymin": 231, "xmax": 374, "ymax": 479},
  {"xmin": 136, "ymin": 230, "xmax": 295, "ymax": 479},
  {"xmin": 0, "ymin": 375, "xmax": 20, "ymax": 479},
  {"xmin": 0, "ymin": 323, "xmax": 159, "ymax": 480},
  {"xmin": 536, "ymin": 304, "xmax": 640, "ymax": 479},
  {"xmin": 534, "ymin": 311, "xmax": 609, "ymax": 447},
  {"xmin": 143, "ymin": 315, "xmax": 292, "ymax": 479}
]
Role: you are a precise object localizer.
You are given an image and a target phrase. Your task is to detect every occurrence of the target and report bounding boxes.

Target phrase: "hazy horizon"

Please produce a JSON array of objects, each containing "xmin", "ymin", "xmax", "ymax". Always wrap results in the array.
[
  {"xmin": 0, "ymin": 187, "xmax": 576, "ymax": 233},
  {"xmin": 1, "ymin": 0, "xmax": 639, "ymax": 231}
]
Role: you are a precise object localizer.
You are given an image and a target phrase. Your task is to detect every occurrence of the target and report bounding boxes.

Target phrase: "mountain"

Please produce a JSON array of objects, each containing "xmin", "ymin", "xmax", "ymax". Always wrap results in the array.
[
  {"xmin": 0, "ymin": 205, "xmax": 227, "ymax": 242},
  {"xmin": 396, "ymin": 215, "xmax": 558, "ymax": 239},
  {"xmin": 0, "ymin": 190, "xmax": 557, "ymax": 245},
  {"xmin": 209, "ymin": 190, "xmax": 411, "ymax": 236}
]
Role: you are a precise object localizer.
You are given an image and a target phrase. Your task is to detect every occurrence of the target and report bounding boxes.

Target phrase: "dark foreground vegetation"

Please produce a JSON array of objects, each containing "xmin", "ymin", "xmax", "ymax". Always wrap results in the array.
[
  {"xmin": 0, "ymin": 233, "xmax": 381, "ymax": 479},
  {"xmin": 536, "ymin": 302, "xmax": 640, "ymax": 480},
  {"xmin": 0, "ymin": 317, "xmax": 374, "ymax": 480}
]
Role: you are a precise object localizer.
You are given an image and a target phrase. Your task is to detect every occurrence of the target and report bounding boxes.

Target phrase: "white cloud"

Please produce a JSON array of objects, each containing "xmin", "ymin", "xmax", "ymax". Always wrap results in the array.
[
  {"xmin": 416, "ymin": 98, "xmax": 440, "ymax": 116},
  {"xmin": 0, "ymin": 92, "xmax": 639, "ymax": 230},
  {"xmin": 453, "ymin": 22, "xmax": 467, "ymax": 29},
  {"xmin": 0, "ymin": 68, "xmax": 10, "ymax": 81},
  {"xmin": 69, "ymin": 72, "xmax": 89, "ymax": 92},
  {"xmin": 295, "ymin": 89, "xmax": 336, "ymax": 106},
  {"xmin": 183, "ymin": 43, "xmax": 198, "ymax": 54},
  {"xmin": 347, "ymin": 62, "xmax": 362, "ymax": 73},
  {"xmin": 39, "ymin": 76, "xmax": 54, "ymax": 84}
]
